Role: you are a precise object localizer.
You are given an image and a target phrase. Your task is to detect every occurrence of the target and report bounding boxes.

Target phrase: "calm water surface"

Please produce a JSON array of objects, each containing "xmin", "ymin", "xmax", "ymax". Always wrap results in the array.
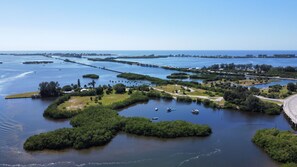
[
  {"xmin": 117, "ymin": 57, "xmax": 297, "ymax": 68},
  {"xmin": 0, "ymin": 54, "xmax": 295, "ymax": 167}
]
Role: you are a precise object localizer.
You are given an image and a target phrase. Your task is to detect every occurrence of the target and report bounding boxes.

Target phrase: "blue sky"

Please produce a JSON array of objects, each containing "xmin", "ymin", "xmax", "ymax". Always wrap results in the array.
[{"xmin": 0, "ymin": 0, "xmax": 297, "ymax": 50}]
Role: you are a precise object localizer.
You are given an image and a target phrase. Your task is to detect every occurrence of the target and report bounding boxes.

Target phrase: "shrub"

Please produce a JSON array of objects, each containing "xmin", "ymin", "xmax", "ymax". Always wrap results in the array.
[
  {"xmin": 113, "ymin": 84, "xmax": 126, "ymax": 94},
  {"xmin": 177, "ymin": 96, "xmax": 193, "ymax": 103},
  {"xmin": 253, "ymin": 129, "xmax": 297, "ymax": 163},
  {"xmin": 24, "ymin": 106, "xmax": 212, "ymax": 151}
]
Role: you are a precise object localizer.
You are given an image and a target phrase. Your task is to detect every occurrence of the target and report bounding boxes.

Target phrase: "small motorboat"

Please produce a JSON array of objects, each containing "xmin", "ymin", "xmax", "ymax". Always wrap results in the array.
[
  {"xmin": 191, "ymin": 109, "xmax": 199, "ymax": 115},
  {"xmin": 167, "ymin": 107, "xmax": 172, "ymax": 112},
  {"xmin": 155, "ymin": 108, "xmax": 158, "ymax": 111},
  {"xmin": 152, "ymin": 117, "xmax": 159, "ymax": 120}
]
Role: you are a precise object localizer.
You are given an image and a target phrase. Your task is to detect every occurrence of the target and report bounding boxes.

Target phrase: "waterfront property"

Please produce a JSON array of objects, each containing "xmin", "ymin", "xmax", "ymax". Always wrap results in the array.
[{"xmin": 1, "ymin": 52, "xmax": 297, "ymax": 167}]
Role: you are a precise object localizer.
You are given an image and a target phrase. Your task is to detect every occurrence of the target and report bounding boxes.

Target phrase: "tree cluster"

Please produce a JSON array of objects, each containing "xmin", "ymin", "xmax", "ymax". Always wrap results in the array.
[
  {"xmin": 39, "ymin": 81, "xmax": 61, "ymax": 97},
  {"xmin": 223, "ymin": 86, "xmax": 281, "ymax": 115},
  {"xmin": 24, "ymin": 106, "xmax": 211, "ymax": 151},
  {"xmin": 253, "ymin": 129, "xmax": 297, "ymax": 163}
]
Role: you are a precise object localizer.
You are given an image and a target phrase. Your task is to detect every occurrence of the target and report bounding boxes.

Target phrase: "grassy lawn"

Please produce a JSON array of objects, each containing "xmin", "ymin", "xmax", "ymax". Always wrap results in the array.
[
  {"xmin": 280, "ymin": 86, "xmax": 288, "ymax": 94},
  {"xmin": 186, "ymin": 89, "xmax": 211, "ymax": 96},
  {"xmin": 58, "ymin": 92, "xmax": 130, "ymax": 111},
  {"xmin": 155, "ymin": 84, "xmax": 217, "ymax": 97},
  {"xmin": 101, "ymin": 93, "xmax": 130, "ymax": 105},
  {"xmin": 238, "ymin": 79, "xmax": 269, "ymax": 86},
  {"xmin": 5, "ymin": 91, "xmax": 39, "ymax": 99},
  {"xmin": 261, "ymin": 86, "xmax": 289, "ymax": 98},
  {"xmin": 260, "ymin": 99, "xmax": 283, "ymax": 106},
  {"xmin": 156, "ymin": 84, "xmax": 182, "ymax": 93}
]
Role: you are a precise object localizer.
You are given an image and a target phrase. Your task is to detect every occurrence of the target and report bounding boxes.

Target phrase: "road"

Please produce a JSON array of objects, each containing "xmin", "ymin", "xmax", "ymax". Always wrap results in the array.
[
  {"xmin": 152, "ymin": 87, "xmax": 223, "ymax": 102},
  {"xmin": 283, "ymin": 94, "xmax": 297, "ymax": 124},
  {"xmin": 255, "ymin": 95, "xmax": 284, "ymax": 104}
]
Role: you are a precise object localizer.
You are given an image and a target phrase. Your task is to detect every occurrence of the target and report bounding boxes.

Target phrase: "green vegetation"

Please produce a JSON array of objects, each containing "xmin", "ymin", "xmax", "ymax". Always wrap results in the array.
[
  {"xmin": 189, "ymin": 73, "xmax": 218, "ymax": 81},
  {"xmin": 57, "ymin": 93, "xmax": 130, "ymax": 111},
  {"xmin": 287, "ymin": 82, "xmax": 297, "ymax": 92},
  {"xmin": 177, "ymin": 96, "xmax": 193, "ymax": 103},
  {"xmin": 88, "ymin": 58, "xmax": 159, "ymax": 68},
  {"xmin": 57, "ymin": 96, "xmax": 97, "ymax": 111},
  {"xmin": 146, "ymin": 90, "xmax": 173, "ymax": 100},
  {"xmin": 224, "ymin": 87, "xmax": 281, "ymax": 115},
  {"xmin": 113, "ymin": 83, "xmax": 126, "ymax": 94},
  {"xmin": 155, "ymin": 84, "xmax": 219, "ymax": 96},
  {"xmin": 5, "ymin": 91, "xmax": 39, "ymax": 99},
  {"xmin": 46, "ymin": 91, "xmax": 131, "ymax": 119},
  {"xmin": 116, "ymin": 55, "xmax": 168, "ymax": 59},
  {"xmin": 24, "ymin": 107, "xmax": 121, "ymax": 150},
  {"xmin": 260, "ymin": 98, "xmax": 283, "ymax": 106},
  {"xmin": 167, "ymin": 73, "xmax": 189, "ymax": 79},
  {"xmin": 82, "ymin": 74, "xmax": 99, "ymax": 79},
  {"xmin": 108, "ymin": 92, "xmax": 149, "ymax": 110},
  {"xmin": 117, "ymin": 72, "xmax": 228, "ymax": 96},
  {"xmin": 43, "ymin": 95, "xmax": 74, "ymax": 119},
  {"xmin": 282, "ymin": 163, "xmax": 297, "ymax": 167},
  {"xmin": 253, "ymin": 129, "xmax": 297, "ymax": 163},
  {"xmin": 198, "ymin": 98, "xmax": 221, "ymax": 108},
  {"xmin": 23, "ymin": 61, "xmax": 53, "ymax": 64},
  {"xmin": 237, "ymin": 78, "xmax": 270, "ymax": 86},
  {"xmin": 25, "ymin": 80, "xmax": 212, "ymax": 151},
  {"xmin": 123, "ymin": 118, "xmax": 211, "ymax": 137},
  {"xmin": 117, "ymin": 73, "xmax": 169, "ymax": 85},
  {"xmin": 24, "ymin": 106, "xmax": 211, "ymax": 151},
  {"xmin": 39, "ymin": 81, "xmax": 61, "ymax": 97},
  {"xmin": 62, "ymin": 85, "xmax": 73, "ymax": 91},
  {"xmin": 260, "ymin": 83, "xmax": 296, "ymax": 99},
  {"xmin": 205, "ymin": 63, "xmax": 297, "ymax": 78}
]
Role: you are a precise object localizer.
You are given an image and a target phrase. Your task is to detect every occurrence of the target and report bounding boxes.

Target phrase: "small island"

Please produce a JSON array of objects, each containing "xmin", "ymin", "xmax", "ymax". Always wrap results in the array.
[
  {"xmin": 23, "ymin": 81, "xmax": 212, "ymax": 151},
  {"xmin": 23, "ymin": 61, "xmax": 54, "ymax": 64},
  {"xmin": 82, "ymin": 74, "xmax": 99, "ymax": 79},
  {"xmin": 166, "ymin": 73, "xmax": 189, "ymax": 79},
  {"xmin": 253, "ymin": 129, "xmax": 297, "ymax": 166}
]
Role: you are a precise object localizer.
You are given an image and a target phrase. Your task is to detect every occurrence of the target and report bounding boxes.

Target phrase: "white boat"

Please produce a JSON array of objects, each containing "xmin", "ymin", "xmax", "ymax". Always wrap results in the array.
[
  {"xmin": 155, "ymin": 108, "xmax": 158, "ymax": 111},
  {"xmin": 152, "ymin": 117, "xmax": 159, "ymax": 120},
  {"xmin": 191, "ymin": 109, "xmax": 199, "ymax": 114}
]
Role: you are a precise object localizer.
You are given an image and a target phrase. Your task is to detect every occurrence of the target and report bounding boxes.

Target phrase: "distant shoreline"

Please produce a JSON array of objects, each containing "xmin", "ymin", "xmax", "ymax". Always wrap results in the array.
[{"xmin": 0, "ymin": 52, "xmax": 296, "ymax": 59}]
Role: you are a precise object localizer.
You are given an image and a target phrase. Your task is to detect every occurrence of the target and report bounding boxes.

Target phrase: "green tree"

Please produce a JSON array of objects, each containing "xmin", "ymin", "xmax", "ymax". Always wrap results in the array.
[
  {"xmin": 96, "ymin": 86, "xmax": 104, "ymax": 95},
  {"xmin": 113, "ymin": 84, "xmax": 126, "ymax": 94},
  {"xmin": 39, "ymin": 81, "xmax": 61, "ymax": 97},
  {"xmin": 62, "ymin": 85, "xmax": 72, "ymax": 91},
  {"xmin": 244, "ymin": 95, "xmax": 261, "ymax": 112},
  {"xmin": 88, "ymin": 80, "xmax": 96, "ymax": 88},
  {"xmin": 287, "ymin": 83, "xmax": 296, "ymax": 92},
  {"xmin": 77, "ymin": 79, "xmax": 81, "ymax": 88}
]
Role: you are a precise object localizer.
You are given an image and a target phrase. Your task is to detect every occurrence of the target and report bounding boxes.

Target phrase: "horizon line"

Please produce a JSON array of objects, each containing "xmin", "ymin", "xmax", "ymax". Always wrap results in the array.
[{"xmin": 1, "ymin": 49, "xmax": 297, "ymax": 52}]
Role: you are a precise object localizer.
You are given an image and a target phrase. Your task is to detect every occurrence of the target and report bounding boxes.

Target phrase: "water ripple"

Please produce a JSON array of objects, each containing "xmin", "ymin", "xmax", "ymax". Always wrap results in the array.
[
  {"xmin": 0, "ymin": 159, "xmax": 152, "ymax": 167},
  {"xmin": 177, "ymin": 148, "xmax": 221, "ymax": 167}
]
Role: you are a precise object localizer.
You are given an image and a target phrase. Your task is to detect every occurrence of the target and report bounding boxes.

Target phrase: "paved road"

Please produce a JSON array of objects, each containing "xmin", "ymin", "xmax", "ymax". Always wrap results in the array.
[
  {"xmin": 255, "ymin": 95, "xmax": 284, "ymax": 104},
  {"xmin": 283, "ymin": 94, "xmax": 297, "ymax": 124}
]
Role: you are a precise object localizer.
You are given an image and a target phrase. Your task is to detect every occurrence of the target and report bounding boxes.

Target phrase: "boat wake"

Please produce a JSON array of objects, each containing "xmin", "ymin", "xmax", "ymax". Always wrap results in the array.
[
  {"xmin": 177, "ymin": 148, "xmax": 221, "ymax": 167},
  {"xmin": 0, "ymin": 71, "xmax": 34, "ymax": 93},
  {"xmin": 0, "ymin": 112, "xmax": 23, "ymax": 148},
  {"xmin": 0, "ymin": 71, "xmax": 34, "ymax": 85},
  {"xmin": 0, "ymin": 159, "xmax": 152, "ymax": 167}
]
